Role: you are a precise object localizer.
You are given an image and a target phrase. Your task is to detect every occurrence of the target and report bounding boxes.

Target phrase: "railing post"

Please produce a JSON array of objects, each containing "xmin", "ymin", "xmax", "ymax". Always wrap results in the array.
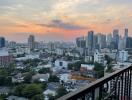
[
  {"xmin": 56, "ymin": 66, "xmax": 132, "ymax": 100},
  {"xmin": 117, "ymin": 80, "xmax": 120, "ymax": 100},
  {"xmin": 128, "ymin": 69, "xmax": 132, "ymax": 100},
  {"xmin": 124, "ymin": 72, "xmax": 127, "ymax": 100},
  {"xmin": 99, "ymin": 85, "xmax": 103, "ymax": 100},
  {"xmin": 92, "ymin": 90, "xmax": 95, "ymax": 100},
  {"xmin": 121, "ymin": 73, "xmax": 124, "ymax": 100}
]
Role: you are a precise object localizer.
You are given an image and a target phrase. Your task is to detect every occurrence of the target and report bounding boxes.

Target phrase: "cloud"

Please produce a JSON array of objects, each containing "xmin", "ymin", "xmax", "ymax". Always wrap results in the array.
[{"xmin": 36, "ymin": 19, "xmax": 87, "ymax": 30}]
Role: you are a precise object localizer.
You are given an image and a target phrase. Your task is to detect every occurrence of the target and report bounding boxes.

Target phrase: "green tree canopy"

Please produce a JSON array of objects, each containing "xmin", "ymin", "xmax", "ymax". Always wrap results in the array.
[
  {"xmin": 22, "ymin": 84, "xmax": 43, "ymax": 98},
  {"xmin": 31, "ymin": 94, "xmax": 44, "ymax": 100},
  {"xmin": 56, "ymin": 86, "xmax": 68, "ymax": 98},
  {"xmin": 94, "ymin": 62, "xmax": 104, "ymax": 78},
  {"xmin": 48, "ymin": 75, "xmax": 59, "ymax": 82},
  {"xmin": 38, "ymin": 68, "xmax": 51, "ymax": 74}
]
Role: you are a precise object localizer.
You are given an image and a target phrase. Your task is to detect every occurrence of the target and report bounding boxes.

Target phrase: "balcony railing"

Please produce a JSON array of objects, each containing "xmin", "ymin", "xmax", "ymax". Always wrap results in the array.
[{"xmin": 57, "ymin": 66, "xmax": 132, "ymax": 100}]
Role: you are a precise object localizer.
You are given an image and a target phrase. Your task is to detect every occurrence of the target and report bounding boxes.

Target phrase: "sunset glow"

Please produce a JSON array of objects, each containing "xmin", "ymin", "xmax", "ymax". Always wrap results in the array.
[{"xmin": 0, "ymin": 0, "xmax": 132, "ymax": 42}]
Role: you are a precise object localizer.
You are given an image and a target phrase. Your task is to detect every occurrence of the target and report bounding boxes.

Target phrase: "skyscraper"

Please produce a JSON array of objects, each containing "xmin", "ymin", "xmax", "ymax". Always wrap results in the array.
[
  {"xmin": 106, "ymin": 33, "xmax": 112, "ymax": 46},
  {"xmin": 113, "ymin": 29, "xmax": 119, "ymax": 49},
  {"xmin": 97, "ymin": 33, "xmax": 106, "ymax": 49},
  {"xmin": 76, "ymin": 37, "xmax": 86, "ymax": 48},
  {"xmin": 118, "ymin": 36, "xmax": 125, "ymax": 50},
  {"xmin": 125, "ymin": 28, "xmax": 128, "ymax": 38},
  {"xmin": 124, "ymin": 28, "xmax": 128, "ymax": 48},
  {"xmin": 28, "ymin": 35, "xmax": 35, "ymax": 50},
  {"xmin": 86, "ymin": 31, "xmax": 94, "ymax": 51},
  {"xmin": 0, "ymin": 37, "xmax": 5, "ymax": 48}
]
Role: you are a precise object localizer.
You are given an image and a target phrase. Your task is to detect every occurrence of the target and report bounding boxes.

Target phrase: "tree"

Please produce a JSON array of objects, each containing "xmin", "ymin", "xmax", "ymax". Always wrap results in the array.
[
  {"xmin": 48, "ymin": 94, "xmax": 55, "ymax": 100},
  {"xmin": 68, "ymin": 61, "xmax": 93, "ymax": 71},
  {"xmin": 106, "ymin": 64, "xmax": 114, "ymax": 73},
  {"xmin": 23, "ymin": 72, "xmax": 33, "ymax": 83},
  {"xmin": 105, "ymin": 55, "xmax": 114, "ymax": 73},
  {"xmin": 14, "ymin": 84, "xmax": 26, "ymax": 96},
  {"xmin": 94, "ymin": 63, "xmax": 104, "ymax": 78},
  {"xmin": 48, "ymin": 75, "xmax": 59, "ymax": 82},
  {"xmin": 41, "ymin": 82, "xmax": 47, "ymax": 90},
  {"xmin": 105, "ymin": 55, "xmax": 113, "ymax": 65},
  {"xmin": 31, "ymin": 94, "xmax": 44, "ymax": 100},
  {"xmin": 56, "ymin": 86, "xmax": 68, "ymax": 98},
  {"xmin": 4, "ymin": 76, "xmax": 12, "ymax": 86},
  {"xmin": 38, "ymin": 68, "xmax": 51, "ymax": 74},
  {"xmin": 0, "ymin": 68, "xmax": 12, "ymax": 86},
  {"xmin": 22, "ymin": 84, "xmax": 43, "ymax": 98},
  {"xmin": 68, "ymin": 61, "xmax": 82, "ymax": 71}
]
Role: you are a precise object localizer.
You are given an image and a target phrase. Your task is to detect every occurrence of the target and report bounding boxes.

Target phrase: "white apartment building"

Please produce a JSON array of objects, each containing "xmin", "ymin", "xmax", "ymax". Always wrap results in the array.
[
  {"xmin": 118, "ymin": 50, "xmax": 128, "ymax": 62},
  {"xmin": 94, "ymin": 51, "xmax": 104, "ymax": 64}
]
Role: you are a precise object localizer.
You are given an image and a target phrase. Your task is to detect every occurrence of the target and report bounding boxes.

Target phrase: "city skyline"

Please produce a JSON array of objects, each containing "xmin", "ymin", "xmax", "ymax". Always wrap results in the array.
[{"xmin": 0, "ymin": 0, "xmax": 132, "ymax": 42}]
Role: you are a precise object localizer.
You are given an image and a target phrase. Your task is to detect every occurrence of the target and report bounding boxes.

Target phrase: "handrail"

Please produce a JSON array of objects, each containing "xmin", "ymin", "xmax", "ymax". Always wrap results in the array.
[{"xmin": 57, "ymin": 65, "xmax": 132, "ymax": 100}]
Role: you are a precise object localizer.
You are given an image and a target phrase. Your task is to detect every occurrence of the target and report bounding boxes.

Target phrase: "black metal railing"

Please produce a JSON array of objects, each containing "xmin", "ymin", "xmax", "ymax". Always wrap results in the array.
[{"xmin": 57, "ymin": 66, "xmax": 132, "ymax": 100}]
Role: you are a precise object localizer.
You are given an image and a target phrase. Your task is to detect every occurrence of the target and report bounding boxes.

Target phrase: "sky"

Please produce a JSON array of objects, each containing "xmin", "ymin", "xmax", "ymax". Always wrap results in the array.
[{"xmin": 0, "ymin": 0, "xmax": 132, "ymax": 42}]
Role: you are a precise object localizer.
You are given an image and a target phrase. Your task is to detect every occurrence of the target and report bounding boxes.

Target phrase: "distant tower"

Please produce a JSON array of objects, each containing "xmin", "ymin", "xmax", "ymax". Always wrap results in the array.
[
  {"xmin": 76, "ymin": 37, "xmax": 86, "ymax": 48},
  {"xmin": 113, "ymin": 29, "xmax": 119, "ymax": 49},
  {"xmin": 0, "ymin": 37, "xmax": 5, "ymax": 48},
  {"xmin": 124, "ymin": 28, "xmax": 128, "ymax": 48},
  {"xmin": 97, "ymin": 33, "xmax": 106, "ymax": 49},
  {"xmin": 28, "ymin": 35, "xmax": 35, "ymax": 50},
  {"xmin": 86, "ymin": 31, "xmax": 94, "ymax": 51},
  {"xmin": 125, "ymin": 28, "xmax": 128, "ymax": 38},
  {"xmin": 106, "ymin": 33, "xmax": 112, "ymax": 47}
]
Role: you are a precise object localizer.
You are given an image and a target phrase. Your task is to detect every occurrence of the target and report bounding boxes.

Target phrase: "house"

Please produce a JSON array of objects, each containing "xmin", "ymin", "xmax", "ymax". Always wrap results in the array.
[
  {"xmin": 16, "ymin": 54, "xmax": 39, "ymax": 61},
  {"xmin": 43, "ymin": 82, "xmax": 61, "ymax": 96},
  {"xmin": 59, "ymin": 73, "xmax": 71, "ymax": 83},
  {"xmin": 0, "ymin": 49, "xmax": 14, "ymax": 67},
  {"xmin": 55, "ymin": 59, "xmax": 69, "ymax": 69},
  {"xmin": 80, "ymin": 64, "xmax": 95, "ymax": 77},
  {"xmin": 7, "ymin": 96, "xmax": 28, "ymax": 100},
  {"xmin": 94, "ymin": 51, "xmax": 104, "ymax": 64},
  {"xmin": 44, "ymin": 89, "xmax": 56, "ymax": 97},
  {"xmin": 118, "ymin": 50, "xmax": 128, "ymax": 62},
  {"xmin": 12, "ymin": 73, "xmax": 24, "ymax": 83},
  {"xmin": 0, "ymin": 87, "xmax": 10, "ymax": 95},
  {"xmin": 32, "ymin": 73, "xmax": 49, "ymax": 82}
]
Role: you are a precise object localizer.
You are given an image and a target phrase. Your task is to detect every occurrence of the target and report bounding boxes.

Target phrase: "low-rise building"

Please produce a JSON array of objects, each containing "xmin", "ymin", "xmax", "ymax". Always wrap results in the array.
[
  {"xmin": 118, "ymin": 50, "xmax": 128, "ymax": 62},
  {"xmin": 55, "ymin": 59, "xmax": 70, "ymax": 69},
  {"xmin": 0, "ymin": 49, "xmax": 14, "ymax": 67},
  {"xmin": 32, "ymin": 73, "xmax": 49, "ymax": 82},
  {"xmin": 94, "ymin": 51, "xmax": 104, "ymax": 64},
  {"xmin": 7, "ymin": 96, "xmax": 28, "ymax": 100},
  {"xmin": 80, "ymin": 64, "xmax": 95, "ymax": 77},
  {"xmin": 0, "ymin": 87, "xmax": 10, "ymax": 95}
]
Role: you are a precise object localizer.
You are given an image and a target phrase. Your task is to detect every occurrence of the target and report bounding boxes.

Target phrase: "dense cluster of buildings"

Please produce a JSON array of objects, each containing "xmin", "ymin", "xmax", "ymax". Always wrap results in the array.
[
  {"xmin": 76, "ymin": 29, "xmax": 131, "ymax": 50},
  {"xmin": 76, "ymin": 28, "xmax": 132, "ymax": 64},
  {"xmin": 0, "ymin": 28, "xmax": 132, "ymax": 100}
]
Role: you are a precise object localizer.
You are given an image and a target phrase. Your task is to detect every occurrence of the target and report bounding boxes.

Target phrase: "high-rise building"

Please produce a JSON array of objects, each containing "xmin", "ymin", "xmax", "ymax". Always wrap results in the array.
[
  {"xmin": 113, "ymin": 29, "xmax": 119, "ymax": 49},
  {"xmin": 97, "ymin": 33, "xmax": 106, "ymax": 49},
  {"xmin": 126, "ymin": 37, "xmax": 132, "ymax": 49},
  {"xmin": 0, "ymin": 37, "xmax": 5, "ymax": 48},
  {"xmin": 76, "ymin": 37, "xmax": 86, "ymax": 48},
  {"xmin": 101, "ymin": 34, "xmax": 106, "ymax": 49},
  {"xmin": 106, "ymin": 33, "xmax": 112, "ymax": 47},
  {"xmin": 124, "ymin": 28, "xmax": 129, "ymax": 48},
  {"xmin": 86, "ymin": 31, "xmax": 94, "ymax": 51},
  {"xmin": 125, "ymin": 28, "xmax": 128, "ymax": 38},
  {"xmin": 48, "ymin": 42, "xmax": 55, "ymax": 51},
  {"xmin": 118, "ymin": 36, "xmax": 125, "ymax": 50},
  {"xmin": 28, "ymin": 35, "xmax": 35, "ymax": 50},
  {"xmin": 93, "ymin": 35, "xmax": 99, "ymax": 49}
]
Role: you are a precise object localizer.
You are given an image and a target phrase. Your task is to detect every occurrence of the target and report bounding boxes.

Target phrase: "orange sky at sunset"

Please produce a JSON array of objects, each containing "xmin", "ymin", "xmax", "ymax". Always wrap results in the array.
[{"xmin": 0, "ymin": 0, "xmax": 132, "ymax": 42}]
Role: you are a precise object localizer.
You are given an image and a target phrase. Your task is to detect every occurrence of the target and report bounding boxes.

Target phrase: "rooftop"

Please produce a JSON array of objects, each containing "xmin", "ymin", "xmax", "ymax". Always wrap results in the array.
[{"xmin": 0, "ymin": 49, "xmax": 9, "ymax": 56}]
